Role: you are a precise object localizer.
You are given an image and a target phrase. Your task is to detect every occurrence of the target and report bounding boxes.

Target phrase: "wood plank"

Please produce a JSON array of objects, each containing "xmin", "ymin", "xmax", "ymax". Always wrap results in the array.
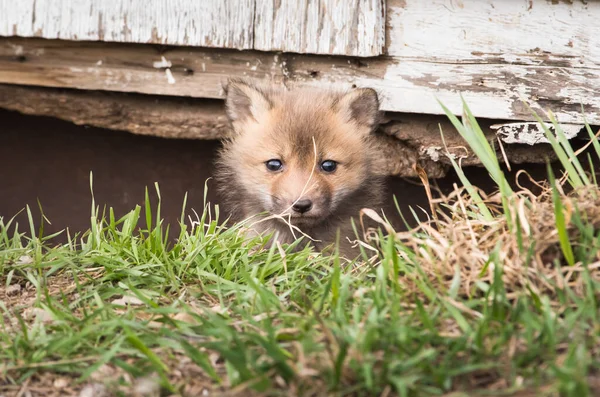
[
  {"xmin": 386, "ymin": 0, "xmax": 600, "ymax": 68},
  {"xmin": 0, "ymin": 0, "xmax": 255, "ymax": 50},
  {"xmin": 254, "ymin": 0, "xmax": 385, "ymax": 57},
  {"xmin": 0, "ymin": 0, "xmax": 385, "ymax": 57},
  {"xmin": 1, "ymin": 37, "xmax": 598, "ymax": 124},
  {"xmin": 292, "ymin": 55, "xmax": 600, "ymax": 125},
  {"xmin": 0, "ymin": 38, "xmax": 282, "ymax": 99}
]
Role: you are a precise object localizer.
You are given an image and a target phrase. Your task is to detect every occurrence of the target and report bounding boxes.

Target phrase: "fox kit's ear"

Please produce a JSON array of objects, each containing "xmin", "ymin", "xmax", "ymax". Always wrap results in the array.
[
  {"xmin": 336, "ymin": 88, "xmax": 380, "ymax": 131},
  {"xmin": 224, "ymin": 79, "xmax": 272, "ymax": 127}
]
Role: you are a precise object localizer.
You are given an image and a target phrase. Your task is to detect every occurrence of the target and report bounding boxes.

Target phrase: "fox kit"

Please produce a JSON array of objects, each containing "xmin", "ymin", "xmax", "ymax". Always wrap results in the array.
[{"xmin": 216, "ymin": 79, "xmax": 384, "ymax": 257}]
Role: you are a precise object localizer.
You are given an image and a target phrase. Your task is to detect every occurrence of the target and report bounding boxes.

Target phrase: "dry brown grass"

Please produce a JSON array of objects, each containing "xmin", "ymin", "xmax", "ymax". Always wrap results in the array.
[{"xmin": 360, "ymin": 172, "xmax": 600, "ymax": 305}]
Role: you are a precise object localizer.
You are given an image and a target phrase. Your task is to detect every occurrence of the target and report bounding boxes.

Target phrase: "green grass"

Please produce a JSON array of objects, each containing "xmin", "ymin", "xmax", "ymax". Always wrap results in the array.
[{"xmin": 1, "ymin": 104, "xmax": 600, "ymax": 396}]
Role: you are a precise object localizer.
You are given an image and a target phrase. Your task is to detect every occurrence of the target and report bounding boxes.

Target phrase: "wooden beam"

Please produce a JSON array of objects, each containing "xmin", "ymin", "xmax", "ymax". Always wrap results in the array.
[
  {"xmin": 0, "ymin": 37, "xmax": 598, "ymax": 125},
  {"xmin": 0, "ymin": 38, "xmax": 277, "ymax": 99},
  {"xmin": 0, "ymin": 84, "xmax": 229, "ymax": 140},
  {"xmin": 0, "ymin": 84, "xmax": 561, "ymax": 179}
]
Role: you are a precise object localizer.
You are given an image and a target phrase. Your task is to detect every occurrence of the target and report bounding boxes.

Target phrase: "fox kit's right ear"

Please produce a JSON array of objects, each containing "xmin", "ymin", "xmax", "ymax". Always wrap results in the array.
[
  {"xmin": 335, "ymin": 88, "xmax": 380, "ymax": 132},
  {"xmin": 224, "ymin": 79, "xmax": 272, "ymax": 128}
]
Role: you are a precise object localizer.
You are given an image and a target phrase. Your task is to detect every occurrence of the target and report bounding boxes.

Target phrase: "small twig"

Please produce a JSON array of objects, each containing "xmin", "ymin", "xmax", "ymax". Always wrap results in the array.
[
  {"xmin": 4, "ymin": 355, "xmax": 114, "ymax": 372},
  {"xmin": 573, "ymin": 127, "xmax": 600, "ymax": 158},
  {"xmin": 497, "ymin": 136, "xmax": 512, "ymax": 172},
  {"xmin": 15, "ymin": 377, "xmax": 30, "ymax": 397}
]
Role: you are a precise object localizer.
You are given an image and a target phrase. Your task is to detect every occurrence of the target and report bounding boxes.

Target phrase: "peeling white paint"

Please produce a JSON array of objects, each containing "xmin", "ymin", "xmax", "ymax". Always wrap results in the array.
[
  {"xmin": 0, "ymin": 0, "xmax": 255, "ymax": 50},
  {"xmin": 0, "ymin": 0, "xmax": 384, "ymax": 57},
  {"xmin": 152, "ymin": 56, "xmax": 172, "ymax": 69},
  {"xmin": 491, "ymin": 122, "xmax": 583, "ymax": 145},
  {"xmin": 422, "ymin": 146, "xmax": 443, "ymax": 162},
  {"xmin": 10, "ymin": 44, "xmax": 23, "ymax": 56},
  {"xmin": 1, "ymin": 0, "xmax": 598, "ymax": 124},
  {"xmin": 165, "ymin": 69, "xmax": 176, "ymax": 84},
  {"xmin": 421, "ymin": 146, "xmax": 458, "ymax": 162},
  {"xmin": 374, "ymin": 59, "xmax": 600, "ymax": 124}
]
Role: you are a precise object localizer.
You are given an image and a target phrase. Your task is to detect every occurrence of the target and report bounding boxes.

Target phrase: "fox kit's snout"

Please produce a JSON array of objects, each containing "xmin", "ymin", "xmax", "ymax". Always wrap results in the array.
[{"xmin": 216, "ymin": 78, "xmax": 384, "ymax": 256}]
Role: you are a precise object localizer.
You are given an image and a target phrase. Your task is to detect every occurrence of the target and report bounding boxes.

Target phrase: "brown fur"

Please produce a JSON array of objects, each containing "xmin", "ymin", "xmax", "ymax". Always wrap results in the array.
[{"xmin": 215, "ymin": 79, "xmax": 384, "ymax": 257}]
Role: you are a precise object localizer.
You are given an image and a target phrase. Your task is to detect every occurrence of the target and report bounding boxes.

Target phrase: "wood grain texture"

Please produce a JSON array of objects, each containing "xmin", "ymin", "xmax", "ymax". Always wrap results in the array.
[
  {"xmin": 292, "ymin": 55, "xmax": 600, "ymax": 125},
  {"xmin": 254, "ymin": 0, "xmax": 385, "ymax": 57},
  {"xmin": 1, "ymin": 37, "xmax": 598, "ymax": 124},
  {"xmin": 386, "ymin": 0, "xmax": 600, "ymax": 68},
  {"xmin": 379, "ymin": 0, "xmax": 600, "ymax": 123},
  {"xmin": 0, "ymin": 38, "xmax": 282, "ymax": 98},
  {"xmin": 0, "ymin": 0, "xmax": 385, "ymax": 56},
  {"xmin": 0, "ymin": 0, "xmax": 255, "ymax": 49}
]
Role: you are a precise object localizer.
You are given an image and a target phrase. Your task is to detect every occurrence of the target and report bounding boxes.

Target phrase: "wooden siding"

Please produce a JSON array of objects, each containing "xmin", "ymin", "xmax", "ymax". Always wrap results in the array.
[
  {"xmin": 254, "ymin": 0, "xmax": 385, "ymax": 57},
  {"xmin": 378, "ymin": 0, "xmax": 600, "ymax": 123},
  {"xmin": 0, "ymin": 0, "xmax": 598, "ymax": 124},
  {"xmin": 0, "ymin": 0, "xmax": 385, "ymax": 57},
  {"xmin": 386, "ymin": 0, "xmax": 599, "ymax": 67}
]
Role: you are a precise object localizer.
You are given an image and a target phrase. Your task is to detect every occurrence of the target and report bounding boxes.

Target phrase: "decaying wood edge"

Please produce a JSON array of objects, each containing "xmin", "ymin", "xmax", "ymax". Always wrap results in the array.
[
  {"xmin": 0, "ymin": 84, "xmax": 230, "ymax": 140},
  {"xmin": 0, "ymin": 84, "xmax": 565, "ymax": 178},
  {"xmin": 1, "ymin": 37, "xmax": 599, "ymax": 125}
]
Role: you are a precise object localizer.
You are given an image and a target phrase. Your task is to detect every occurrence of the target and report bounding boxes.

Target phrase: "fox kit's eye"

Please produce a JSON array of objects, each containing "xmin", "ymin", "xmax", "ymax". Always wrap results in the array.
[
  {"xmin": 320, "ymin": 160, "xmax": 337, "ymax": 173},
  {"xmin": 266, "ymin": 159, "xmax": 283, "ymax": 171}
]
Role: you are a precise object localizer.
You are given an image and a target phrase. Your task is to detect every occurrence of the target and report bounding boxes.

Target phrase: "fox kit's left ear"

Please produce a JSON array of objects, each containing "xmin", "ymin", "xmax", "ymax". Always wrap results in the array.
[
  {"xmin": 224, "ymin": 79, "xmax": 272, "ymax": 128},
  {"xmin": 336, "ymin": 88, "xmax": 381, "ymax": 131}
]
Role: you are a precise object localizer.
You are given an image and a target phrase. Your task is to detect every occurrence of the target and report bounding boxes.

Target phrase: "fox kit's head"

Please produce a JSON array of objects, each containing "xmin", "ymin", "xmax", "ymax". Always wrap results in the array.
[{"xmin": 217, "ymin": 79, "xmax": 382, "ymax": 230}]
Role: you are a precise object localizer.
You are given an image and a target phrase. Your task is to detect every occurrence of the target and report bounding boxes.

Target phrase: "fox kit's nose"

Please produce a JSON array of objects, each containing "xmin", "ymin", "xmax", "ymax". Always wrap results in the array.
[{"xmin": 292, "ymin": 199, "xmax": 313, "ymax": 214}]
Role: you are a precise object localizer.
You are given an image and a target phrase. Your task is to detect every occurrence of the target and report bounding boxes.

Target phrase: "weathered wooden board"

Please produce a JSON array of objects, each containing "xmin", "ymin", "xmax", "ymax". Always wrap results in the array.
[
  {"xmin": 1, "ymin": 37, "xmax": 598, "ymax": 124},
  {"xmin": 379, "ymin": 0, "xmax": 600, "ymax": 123},
  {"xmin": 1, "ymin": 0, "xmax": 598, "ymax": 122},
  {"xmin": 0, "ymin": 0, "xmax": 385, "ymax": 57},
  {"xmin": 0, "ymin": 38, "xmax": 277, "ymax": 99},
  {"xmin": 387, "ymin": 0, "xmax": 600, "ymax": 68},
  {"xmin": 301, "ymin": 58, "xmax": 600, "ymax": 125},
  {"xmin": 0, "ymin": 0, "xmax": 256, "ymax": 50},
  {"xmin": 490, "ymin": 122, "xmax": 583, "ymax": 146},
  {"xmin": 254, "ymin": 0, "xmax": 385, "ymax": 57}
]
